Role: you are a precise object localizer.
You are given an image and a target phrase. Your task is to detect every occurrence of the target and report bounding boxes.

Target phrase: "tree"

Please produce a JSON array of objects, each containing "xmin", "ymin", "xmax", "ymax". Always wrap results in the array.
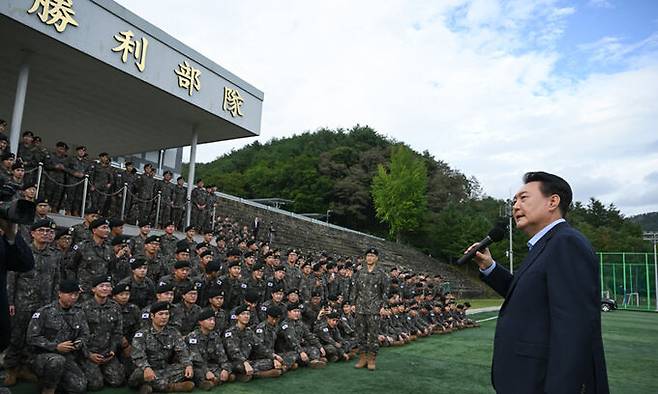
[{"xmin": 371, "ymin": 145, "xmax": 428, "ymax": 242}]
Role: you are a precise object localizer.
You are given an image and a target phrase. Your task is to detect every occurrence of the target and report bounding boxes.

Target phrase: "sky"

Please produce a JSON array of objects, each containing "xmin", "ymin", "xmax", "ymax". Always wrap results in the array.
[{"xmin": 115, "ymin": 0, "xmax": 658, "ymax": 216}]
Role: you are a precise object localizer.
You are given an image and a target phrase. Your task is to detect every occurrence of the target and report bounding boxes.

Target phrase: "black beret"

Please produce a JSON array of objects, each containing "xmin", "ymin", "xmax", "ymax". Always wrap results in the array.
[
  {"xmin": 262, "ymin": 251, "xmax": 275, "ymax": 258},
  {"xmin": 59, "ymin": 279, "xmax": 80, "ymax": 293},
  {"xmin": 84, "ymin": 206, "xmax": 99, "ymax": 215},
  {"xmin": 327, "ymin": 311, "xmax": 340, "ymax": 319},
  {"xmin": 144, "ymin": 235, "xmax": 160, "ymax": 244},
  {"xmin": 91, "ymin": 275, "xmax": 113, "ymax": 288},
  {"xmin": 200, "ymin": 250, "xmax": 213, "ymax": 258},
  {"xmin": 365, "ymin": 248, "xmax": 378, "ymax": 256},
  {"xmin": 176, "ymin": 245, "xmax": 191, "ymax": 254},
  {"xmin": 156, "ymin": 282, "xmax": 174, "ymax": 294},
  {"xmin": 30, "ymin": 219, "xmax": 56, "ymax": 232},
  {"xmin": 311, "ymin": 290, "xmax": 321, "ymax": 298},
  {"xmin": 163, "ymin": 221, "xmax": 176, "ymax": 227},
  {"xmin": 202, "ymin": 228, "xmax": 213, "ymax": 234},
  {"xmin": 286, "ymin": 303, "xmax": 301, "ymax": 311},
  {"xmin": 11, "ymin": 162, "xmax": 23, "ymax": 170},
  {"xmin": 179, "ymin": 282, "xmax": 196, "ymax": 295},
  {"xmin": 301, "ymin": 262, "xmax": 311, "ymax": 269},
  {"xmin": 286, "ymin": 288, "xmax": 299, "ymax": 296},
  {"xmin": 206, "ymin": 260, "xmax": 221, "ymax": 273},
  {"xmin": 111, "ymin": 235, "xmax": 130, "ymax": 246},
  {"xmin": 108, "ymin": 218, "xmax": 125, "ymax": 228},
  {"xmin": 174, "ymin": 260, "xmax": 191, "ymax": 269},
  {"xmin": 150, "ymin": 301, "xmax": 170, "ymax": 314},
  {"xmin": 139, "ymin": 222, "xmax": 152, "ymax": 228},
  {"xmin": 184, "ymin": 225, "xmax": 196, "ymax": 232},
  {"xmin": 89, "ymin": 217, "xmax": 110, "ymax": 230},
  {"xmin": 35, "ymin": 197, "xmax": 49, "ymax": 205},
  {"xmin": 244, "ymin": 290, "xmax": 260, "ymax": 304},
  {"xmin": 234, "ymin": 304, "xmax": 249, "ymax": 315},
  {"xmin": 112, "ymin": 283, "xmax": 130, "ymax": 295},
  {"xmin": 312, "ymin": 263, "xmax": 322, "ymax": 272},
  {"xmin": 0, "ymin": 152, "xmax": 13, "ymax": 161},
  {"xmin": 195, "ymin": 242, "xmax": 208, "ymax": 250},
  {"xmin": 207, "ymin": 287, "xmax": 225, "ymax": 299},
  {"xmin": 243, "ymin": 251, "xmax": 255, "ymax": 258},
  {"xmin": 326, "ymin": 262, "xmax": 337, "ymax": 270},
  {"xmin": 266, "ymin": 305, "xmax": 283, "ymax": 318},
  {"xmin": 226, "ymin": 248, "xmax": 241, "ymax": 257},
  {"xmin": 197, "ymin": 308, "xmax": 215, "ymax": 322},
  {"xmin": 270, "ymin": 284, "xmax": 284, "ymax": 293},
  {"xmin": 130, "ymin": 257, "xmax": 147, "ymax": 270},
  {"xmin": 273, "ymin": 265, "xmax": 285, "ymax": 272},
  {"xmin": 252, "ymin": 262, "xmax": 265, "ymax": 271},
  {"xmin": 327, "ymin": 294, "xmax": 339, "ymax": 302},
  {"xmin": 54, "ymin": 226, "xmax": 74, "ymax": 240},
  {"xmin": 227, "ymin": 260, "xmax": 241, "ymax": 269}
]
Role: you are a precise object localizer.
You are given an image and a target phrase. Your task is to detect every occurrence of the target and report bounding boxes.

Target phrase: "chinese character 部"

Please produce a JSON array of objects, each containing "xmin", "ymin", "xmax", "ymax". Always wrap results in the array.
[
  {"xmin": 223, "ymin": 87, "xmax": 244, "ymax": 117},
  {"xmin": 112, "ymin": 30, "xmax": 149, "ymax": 72},
  {"xmin": 27, "ymin": 0, "xmax": 79, "ymax": 33},
  {"xmin": 174, "ymin": 61, "xmax": 201, "ymax": 96}
]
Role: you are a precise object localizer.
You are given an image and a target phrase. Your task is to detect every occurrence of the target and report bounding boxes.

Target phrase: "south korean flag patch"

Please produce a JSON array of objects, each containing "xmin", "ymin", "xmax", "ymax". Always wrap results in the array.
[
  {"xmin": 240, "ymin": 283, "xmax": 247, "ymax": 289},
  {"xmin": 256, "ymin": 328, "xmax": 263, "ymax": 334},
  {"xmin": 189, "ymin": 338, "xmax": 197, "ymax": 344},
  {"xmin": 142, "ymin": 313, "xmax": 150, "ymax": 319},
  {"xmin": 225, "ymin": 331, "xmax": 232, "ymax": 338},
  {"xmin": 134, "ymin": 332, "xmax": 143, "ymax": 338},
  {"xmin": 31, "ymin": 312, "xmax": 40, "ymax": 319}
]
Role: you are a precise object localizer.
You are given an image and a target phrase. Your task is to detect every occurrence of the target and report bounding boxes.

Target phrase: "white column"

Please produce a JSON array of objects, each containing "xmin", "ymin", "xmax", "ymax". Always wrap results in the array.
[
  {"xmin": 185, "ymin": 128, "xmax": 198, "ymax": 227},
  {"xmin": 10, "ymin": 55, "xmax": 31, "ymax": 154}
]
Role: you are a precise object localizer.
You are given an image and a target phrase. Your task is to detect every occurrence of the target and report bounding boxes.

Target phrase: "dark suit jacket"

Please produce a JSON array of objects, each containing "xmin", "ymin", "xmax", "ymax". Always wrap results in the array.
[
  {"xmin": 0, "ymin": 234, "xmax": 34, "ymax": 351},
  {"xmin": 481, "ymin": 222, "xmax": 609, "ymax": 394}
]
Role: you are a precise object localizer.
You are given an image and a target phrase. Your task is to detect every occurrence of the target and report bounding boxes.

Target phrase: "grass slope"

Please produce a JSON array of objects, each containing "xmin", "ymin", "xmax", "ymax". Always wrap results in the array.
[{"xmin": 11, "ymin": 311, "xmax": 657, "ymax": 393}]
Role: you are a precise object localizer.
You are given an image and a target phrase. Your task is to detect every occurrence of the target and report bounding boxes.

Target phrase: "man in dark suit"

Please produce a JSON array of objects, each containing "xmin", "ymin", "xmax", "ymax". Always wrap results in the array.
[
  {"xmin": 0, "ymin": 218, "xmax": 35, "ymax": 351},
  {"xmin": 467, "ymin": 172, "xmax": 608, "ymax": 394}
]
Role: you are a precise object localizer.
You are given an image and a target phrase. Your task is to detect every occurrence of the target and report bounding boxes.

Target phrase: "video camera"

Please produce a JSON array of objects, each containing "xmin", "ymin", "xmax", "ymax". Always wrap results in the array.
[{"xmin": 0, "ymin": 178, "xmax": 36, "ymax": 224}]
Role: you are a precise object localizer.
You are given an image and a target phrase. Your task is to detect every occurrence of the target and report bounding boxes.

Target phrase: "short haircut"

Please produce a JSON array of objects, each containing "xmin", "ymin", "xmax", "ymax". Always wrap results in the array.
[{"xmin": 523, "ymin": 171, "xmax": 572, "ymax": 218}]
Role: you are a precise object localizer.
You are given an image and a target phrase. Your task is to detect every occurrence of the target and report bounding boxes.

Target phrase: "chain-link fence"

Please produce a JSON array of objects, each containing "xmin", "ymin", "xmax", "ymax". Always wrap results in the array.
[{"xmin": 599, "ymin": 252, "xmax": 658, "ymax": 312}]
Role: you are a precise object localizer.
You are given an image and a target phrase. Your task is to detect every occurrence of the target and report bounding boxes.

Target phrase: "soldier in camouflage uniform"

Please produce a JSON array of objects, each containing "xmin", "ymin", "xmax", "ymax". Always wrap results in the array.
[
  {"xmin": 160, "ymin": 260, "xmax": 194, "ymax": 304},
  {"xmin": 65, "ymin": 146, "xmax": 92, "ymax": 216},
  {"xmin": 129, "ymin": 301, "xmax": 195, "ymax": 393},
  {"xmin": 185, "ymin": 308, "xmax": 234, "ymax": 390},
  {"xmin": 139, "ymin": 235, "xmax": 166, "ymax": 283},
  {"xmin": 314, "ymin": 311, "xmax": 352, "ymax": 362},
  {"xmin": 218, "ymin": 260, "xmax": 245, "ymax": 311},
  {"xmin": 132, "ymin": 163, "xmax": 157, "ymax": 226},
  {"xmin": 190, "ymin": 179, "xmax": 207, "ymax": 230},
  {"xmin": 4, "ymin": 219, "xmax": 60, "ymax": 386},
  {"xmin": 70, "ymin": 217, "xmax": 113, "ymax": 295},
  {"xmin": 207, "ymin": 287, "xmax": 228, "ymax": 334},
  {"xmin": 111, "ymin": 283, "xmax": 141, "ymax": 379},
  {"xmin": 139, "ymin": 282, "xmax": 176, "ymax": 329},
  {"xmin": 258, "ymin": 284, "xmax": 286, "ymax": 323},
  {"xmin": 71, "ymin": 207, "xmax": 99, "ymax": 246},
  {"xmin": 117, "ymin": 258, "xmax": 156, "ymax": 309},
  {"xmin": 245, "ymin": 261, "xmax": 267, "ymax": 304},
  {"xmin": 54, "ymin": 226, "xmax": 76, "ymax": 280},
  {"xmin": 253, "ymin": 305, "xmax": 291, "ymax": 371},
  {"xmin": 80, "ymin": 275, "xmax": 125, "ymax": 390},
  {"xmin": 224, "ymin": 305, "xmax": 283, "ymax": 381},
  {"xmin": 350, "ymin": 248, "xmax": 388, "ymax": 371},
  {"xmin": 283, "ymin": 249, "xmax": 302, "ymax": 291},
  {"xmin": 111, "ymin": 161, "xmax": 138, "ymax": 222},
  {"xmin": 172, "ymin": 176, "xmax": 187, "ymax": 230},
  {"xmin": 276, "ymin": 303, "xmax": 327, "ymax": 369},
  {"xmin": 16, "ymin": 131, "xmax": 38, "ymax": 186},
  {"xmin": 157, "ymin": 171, "xmax": 176, "ymax": 227},
  {"xmin": 159, "ymin": 222, "xmax": 179, "ymax": 260},
  {"xmin": 174, "ymin": 282, "xmax": 202, "ymax": 335},
  {"xmin": 109, "ymin": 235, "xmax": 132, "ymax": 282},
  {"xmin": 44, "ymin": 141, "xmax": 69, "ymax": 213},
  {"xmin": 26, "ymin": 279, "xmax": 89, "ymax": 394},
  {"xmin": 89, "ymin": 152, "xmax": 114, "ymax": 216}
]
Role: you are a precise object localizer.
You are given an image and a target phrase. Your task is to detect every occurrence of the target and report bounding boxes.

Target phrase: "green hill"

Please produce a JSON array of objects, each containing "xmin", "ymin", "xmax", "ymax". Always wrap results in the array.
[{"xmin": 629, "ymin": 212, "xmax": 658, "ymax": 232}]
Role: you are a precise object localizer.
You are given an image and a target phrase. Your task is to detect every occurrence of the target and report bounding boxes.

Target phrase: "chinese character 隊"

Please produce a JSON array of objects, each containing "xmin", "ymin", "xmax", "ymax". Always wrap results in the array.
[
  {"xmin": 223, "ymin": 87, "xmax": 244, "ymax": 117},
  {"xmin": 27, "ymin": 0, "xmax": 79, "ymax": 33},
  {"xmin": 174, "ymin": 61, "xmax": 201, "ymax": 96},
  {"xmin": 112, "ymin": 30, "xmax": 149, "ymax": 72}
]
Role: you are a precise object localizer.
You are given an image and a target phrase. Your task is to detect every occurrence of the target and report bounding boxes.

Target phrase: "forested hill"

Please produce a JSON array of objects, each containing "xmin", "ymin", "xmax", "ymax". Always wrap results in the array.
[
  {"xmin": 629, "ymin": 212, "xmax": 658, "ymax": 231},
  {"xmin": 189, "ymin": 125, "xmax": 649, "ymax": 264}
]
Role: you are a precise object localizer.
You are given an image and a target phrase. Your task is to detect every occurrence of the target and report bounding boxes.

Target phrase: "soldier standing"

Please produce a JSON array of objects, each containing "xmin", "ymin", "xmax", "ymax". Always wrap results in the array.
[
  {"xmin": 190, "ymin": 179, "xmax": 207, "ymax": 229},
  {"xmin": 351, "ymin": 248, "xmax": 388, "ymax": 371},
  {"xmin": 283, "ymin": 249, "xmax": 302, "ymax": 291},
  {"xmin": 44, "ymin": 141, "xmax": 69, "ymax": 213},
  {"xmin": 4, "ymin": 219, "xmax": 60, "ymax": 386},
  {"xmin": 133, "ymin": 163, "xmax": 156, "ymax": 226},
  {"xmin": 157, "ymin": 171, "xmax": 176, "ymax": 227},
  {"xmin": 172, "ymin": 176, "xmax": 187, "ymax": 230},
  {"xmin": 80, "ymin": 275, "xmax": 125, "ymax": 390},
  {"xmin": 112, "ymin": 161, "xmax": 138, "ymax": 222},
  {"xmin": 26, "ymin": 279, "xmax": 90, "ymax": 394},
  {"xmin": 17, "ymin": 131, "xmax": 38, "ymax": 186},
  {"xmin": 129, "ymin": 301, "xmax": 195, "ymax": 393},
  {"xmin": 65, "ymin": 146, "xmax": 91, "ymax": 217},
  {"xmin": 90, "ymin": 152, "xmax": 114, "ymax": 216}
]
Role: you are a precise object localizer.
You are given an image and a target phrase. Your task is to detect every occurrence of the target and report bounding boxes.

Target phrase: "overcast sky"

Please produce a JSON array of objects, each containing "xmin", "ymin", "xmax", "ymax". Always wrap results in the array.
[{"xmin": 115, "ymin": 0, "xmax": 658, "ymax": 216}]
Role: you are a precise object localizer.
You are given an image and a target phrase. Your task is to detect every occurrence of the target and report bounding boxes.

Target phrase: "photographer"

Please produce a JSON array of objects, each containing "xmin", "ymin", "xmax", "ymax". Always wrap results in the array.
[{"xmin": 0, "ymin": 217, "xmax": 35, "ymax": 352}]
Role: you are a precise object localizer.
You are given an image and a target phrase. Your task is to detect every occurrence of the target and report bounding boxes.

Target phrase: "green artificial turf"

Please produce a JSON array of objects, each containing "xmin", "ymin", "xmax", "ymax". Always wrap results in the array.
[
  {"xmin": 10, "ymin": 311, "xmax": 658, "ymax": 393},
  {"xmin": 458, "ymin": 298, "xmax": 503, "ymax": 309}
]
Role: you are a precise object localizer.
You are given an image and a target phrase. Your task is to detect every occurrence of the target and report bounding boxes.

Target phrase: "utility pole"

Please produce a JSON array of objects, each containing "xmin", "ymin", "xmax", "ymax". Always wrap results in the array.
[
  {"xmin": 501, "ymin": 200, "xmax": 514, "ymax": 274},
  {"xmin": 643, "ymin": 231, "xmax": 658, "ymax": 312}
]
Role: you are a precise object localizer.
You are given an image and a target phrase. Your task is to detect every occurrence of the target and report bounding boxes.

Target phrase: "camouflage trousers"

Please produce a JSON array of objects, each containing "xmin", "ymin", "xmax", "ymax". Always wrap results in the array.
[
  {"xmin": 322, "ymin": 343, "xmax": 346, "ymax": 361},
  {"xmin": 294, "ymin": 345, "xmax": 322, "ymax": 366},
  {"xmin": 355, "ymin": 313, "xmax": 380, "ymax": 354},
  {"xmin": 128, "ymin": 363, "xmax": 188, "ymax": 392},
  {"xmin": 44, "ymin": 173, "xmax": 65, "ymax": 212},
  {"xmin": 30, "ymin": 353, "xmax": 87, "ymax": 393},
  {"xmin": 4, "ymin": 309, "xmax": 34, "ymax": 368},
  {"xmin": 80, "ymin": 356, "xmax": 125, "ymax": 390},
  {"xmin": 231, "ymin": 358, "xmax": 274, "ymax": 374},
  {"xmin": 192, "ymin": 363, "xmax": 230, "ymax": 385}
]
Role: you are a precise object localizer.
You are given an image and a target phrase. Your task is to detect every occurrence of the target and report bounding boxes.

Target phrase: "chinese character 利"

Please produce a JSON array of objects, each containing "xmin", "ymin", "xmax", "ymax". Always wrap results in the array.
[
  {"xmin": 27, "ymin": 0, "xmax": 79, "ymax": 33},
  {"xmin": 112, "ymin": 30, "xmax": 149, "ymax": 72},
  {"xmin": 223, "ymin": 87, "xmax": 244, "ymax": 117},
  {"xmin": 174, "ymin": 61, "xmax": 201, "ymax": 96}
]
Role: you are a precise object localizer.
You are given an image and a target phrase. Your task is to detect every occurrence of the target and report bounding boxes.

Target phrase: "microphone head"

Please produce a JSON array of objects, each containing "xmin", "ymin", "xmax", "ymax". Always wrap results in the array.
[{"xmin": 488, "ymin": 224, "xmax": 507, "ymax": 242}]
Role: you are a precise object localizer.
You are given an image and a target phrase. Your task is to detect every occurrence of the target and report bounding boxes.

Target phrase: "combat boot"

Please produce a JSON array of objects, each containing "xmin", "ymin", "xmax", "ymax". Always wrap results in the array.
[
  {"xmin": 309, "ymin": 359, "xmax": 326, "ymax": 369},
  {"xmin": 166, "ymin": 381, "xmax": 194, "ymax": 392},
  {"xmin": 254, "ymin": 369, "xmax": 282, "ymax": 378},
  {"xmin": 367, "ymin": 353, "xmax": 377, "ymax": 371},
  {"xmin": 199, "ymin": 380, "xmax": 215, "ymax": 390},
  {"xmin": 354, "ymin": 352, "xmax": 367, "ymax": 368},
  {"xmin": 3, "ymin": 368, "xmax": 17, "ymax": 386},
  {"xmin": 17, "ymin": 366, "xmax": 38, "ymax": 383}
]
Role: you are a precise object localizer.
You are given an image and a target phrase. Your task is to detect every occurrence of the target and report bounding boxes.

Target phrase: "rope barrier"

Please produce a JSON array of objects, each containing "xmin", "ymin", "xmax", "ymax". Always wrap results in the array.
[
  {"xmin": 92, "ymin": 186, "xmax": 126, "ymax": 197},
  {"xmin": 41, "ymin": 171, "xmax": 87, "ymax": 187}
]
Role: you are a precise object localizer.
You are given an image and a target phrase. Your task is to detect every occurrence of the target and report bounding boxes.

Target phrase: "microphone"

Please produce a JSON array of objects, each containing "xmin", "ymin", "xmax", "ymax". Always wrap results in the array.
[{"xmin": 456, "ymin": 224, "xmax": 507, "ymax": 265}]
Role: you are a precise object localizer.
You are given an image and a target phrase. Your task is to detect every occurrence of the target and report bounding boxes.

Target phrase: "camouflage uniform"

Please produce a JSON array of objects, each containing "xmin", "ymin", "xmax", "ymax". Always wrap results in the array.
[
  {"xmin": 276, "ymin": 318, "xmax": 323, "ymax": 365},
  {"xmin": 314, "ymin": 320, "xmax": 347, "ymax": 361},
  {"xmin": 117, "ymin": 301, "xmax": 141, "ymax": 378},
  {"xmin": 218, "ymin": 275, "xmax": 245, "ymax": 311},
  {"xmin": 17, "ymin": 142, "xmax": 38, "ymax": 185},
  {"xmin": 117, "ymin": 276, "xmax": 155, "ymax": 309},
  {"xmin": 142, "ymin": 252, "xmax": 166, "ymax": 283},
  {"xmin": 65, "ymin": 155, "xmax": 92, "ymax": 213},
  {"xmin": 185, "ymin": 328, "xmax": 232, "ymax": 385},
  {"xmin": 71, "ymin": 222, "xmax": 91, "ymax": 246},
  {"xmin": 350, "ymin": 266, "xmax": 389, "ymax": 354},
  {"xmin": 26, "ymin": 301, "xmax": 90, "ymax": 393},
  {"xmin": 159, "ymin": 233, "xmax": 179, "ymax": 260},
  {"xmin": 71, "ymin": 240, "xmax": 113, "ymax": 294},
  {"xmin": 132, "ymin": 172, "xmax": 156, "ymax": 226},
  {"xmin": 172, "ymin": 183, "xmax": 187, "ymax": 230},
  {"xmin": 157, "ymin": 179, "xmax": 176, "ymax": 227},
  {"xmin": 44, "ymin": 151, "xmax": 68, "ymax": 212},
  {"xmin": 111, "ymin": 167, "xmax": 138, "ymax": 222},
  {"xmin": 254, "ymin": 320, "xmax": 293, "ymax": 368},
  {"xmin": 5, "ymin": 243, "xmax": 61, "ymax": 369},
  {"xmin": 190, "ymin": 186, "xmax": 207, "ymax": 230},
  {"xmin": 80, "ymin": 298, "xmax": 125, "ymax": 389},
  {"xmin": 224, "ymin": 324, "xmax": 274, "ymax": 374},
  {"xmin": 129, "ymin": 325, "xmax": 193, "ymax": 391},
  {"xmin": 175, "ymin": 302, "xmax": 202, "ymax": 335},
  {"xmin": 90, "ymin": 161, "xmax": 114, "ymax": 216},
  {"xmin": 283, "ymin": 263, "xmax": 302, "ymax": 292}
]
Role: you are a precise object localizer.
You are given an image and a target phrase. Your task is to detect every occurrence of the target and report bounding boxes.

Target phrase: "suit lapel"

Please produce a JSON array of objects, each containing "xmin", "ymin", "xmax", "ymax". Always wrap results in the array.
[{"xmin": 504, "ymin": 222, "xmax": 568, "ymax": 301}]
